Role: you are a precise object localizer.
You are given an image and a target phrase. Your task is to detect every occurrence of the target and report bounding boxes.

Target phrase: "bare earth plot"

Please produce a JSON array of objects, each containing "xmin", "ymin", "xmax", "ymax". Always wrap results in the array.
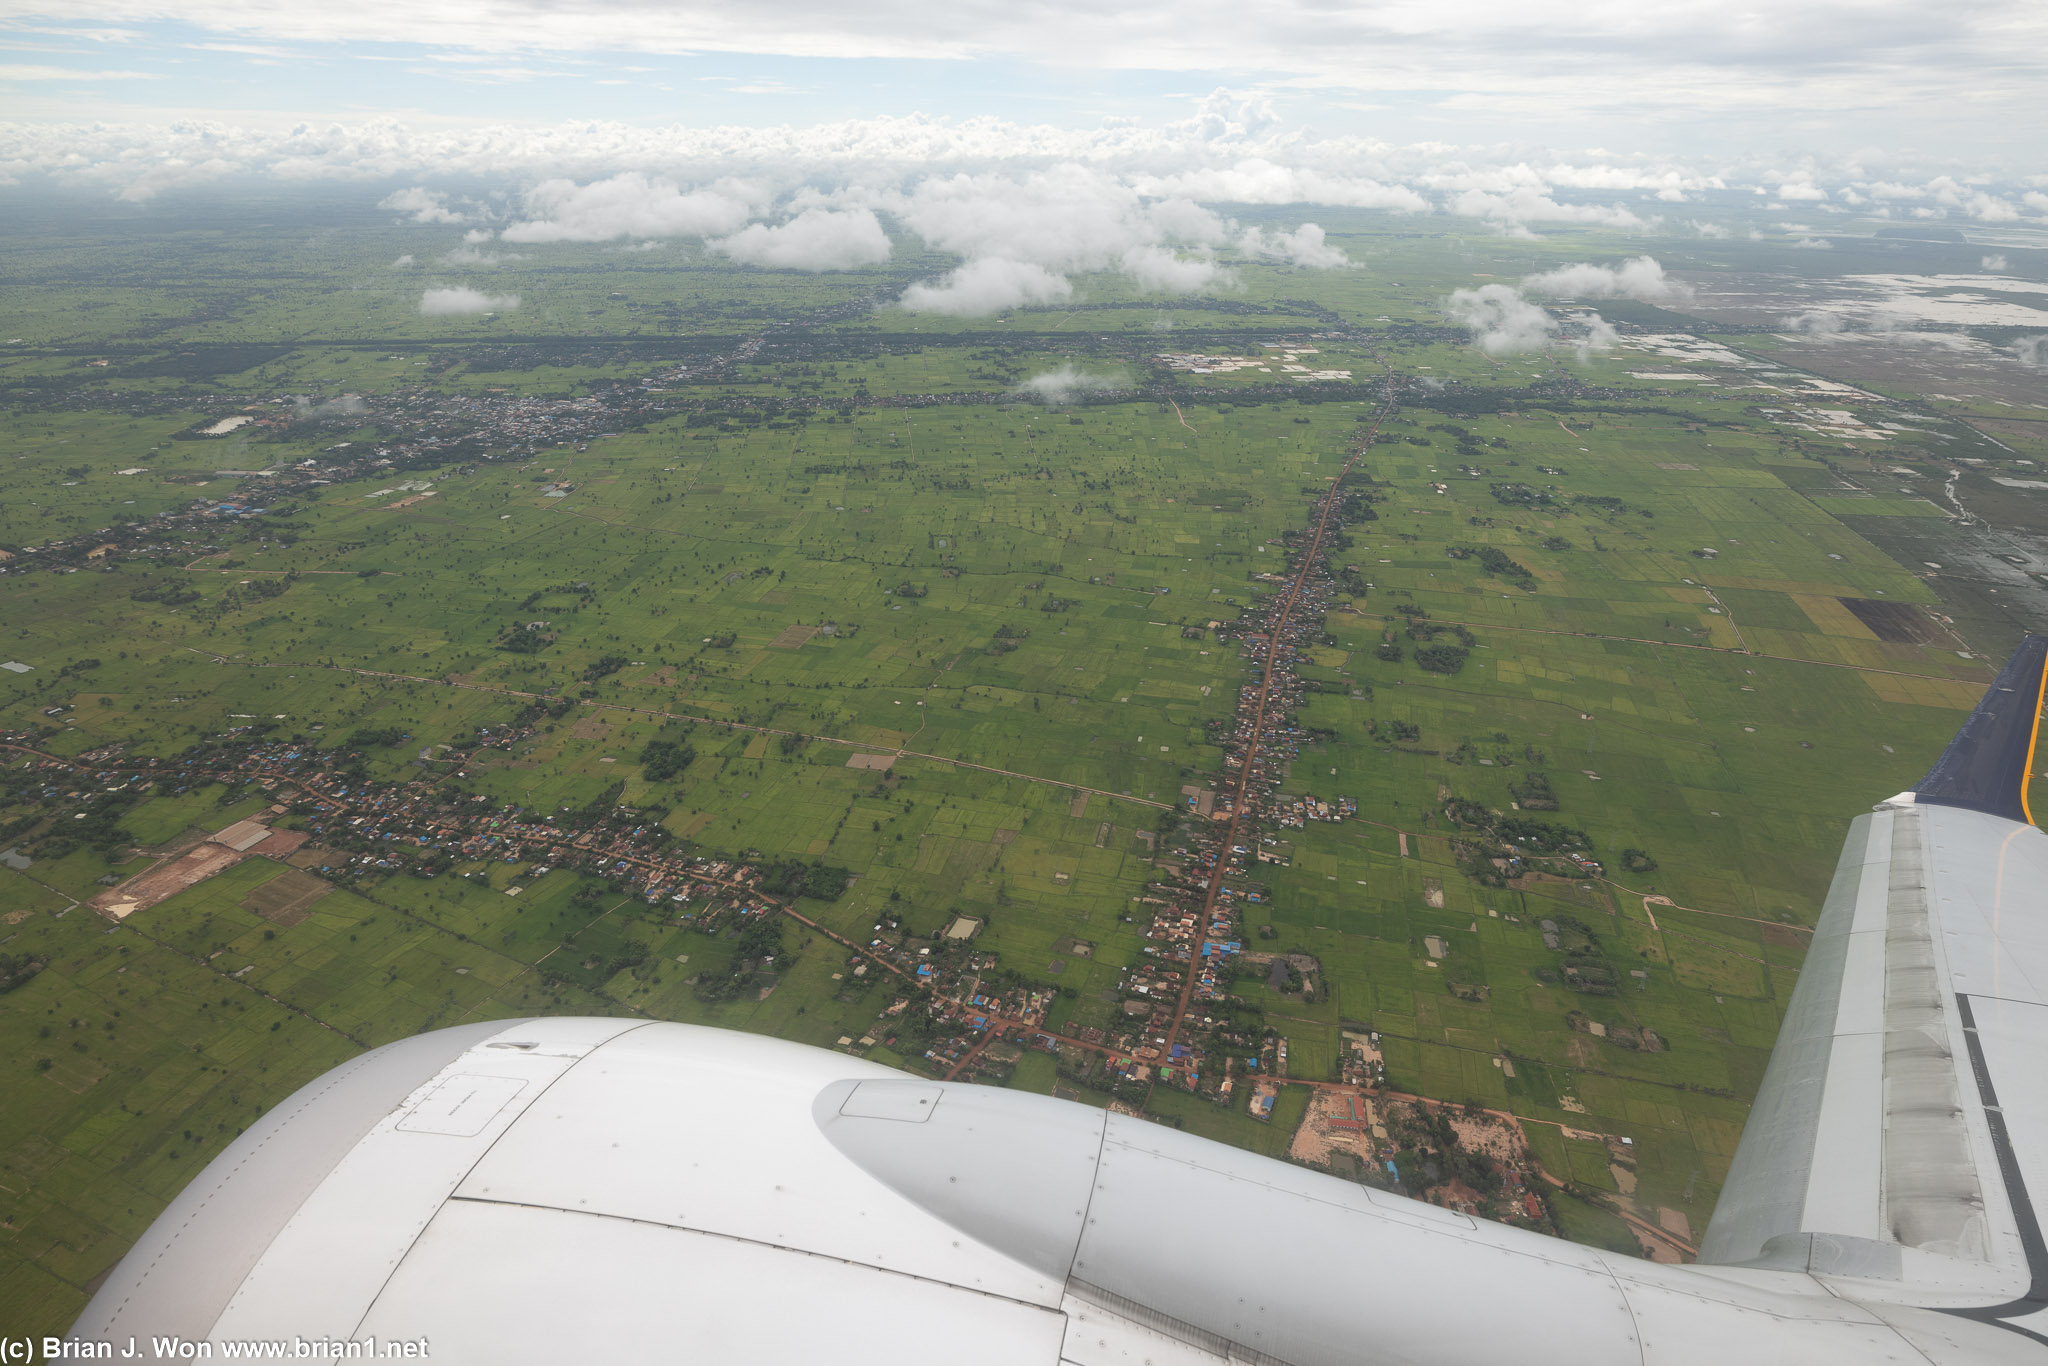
[
  {"xmin": 92, "ymin": 822, "xmax": 306, "ymax": 919},
  {"xmin": 242, "ymin": 867, "xmax": 333, "ymax": 926}
]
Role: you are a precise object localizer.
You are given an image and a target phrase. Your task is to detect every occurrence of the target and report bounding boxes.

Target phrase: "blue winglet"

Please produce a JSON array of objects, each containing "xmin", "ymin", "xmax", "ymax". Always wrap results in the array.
[{"xmin": 1915, "ymin": 635, "xmax": 2048, "ymax": 826}]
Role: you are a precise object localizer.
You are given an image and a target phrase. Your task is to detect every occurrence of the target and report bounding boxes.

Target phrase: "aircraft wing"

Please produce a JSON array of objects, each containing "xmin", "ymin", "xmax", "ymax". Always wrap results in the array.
[
  {"xmin": 1699, "ymin": 635, "xmax": 2048, "ymax": 1347},
  {"xmin": 66, "ymin": 1016, "xmax": 2040, "ymax": 1366}
]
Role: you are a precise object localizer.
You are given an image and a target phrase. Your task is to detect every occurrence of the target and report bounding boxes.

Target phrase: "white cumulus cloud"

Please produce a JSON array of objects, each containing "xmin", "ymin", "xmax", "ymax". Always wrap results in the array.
[
  {"xmin": 1132, "ymin": 159, "xmax": 1427, "ymax": 212},
  {"xmin": 1570, "ymin": 313, "xmax": 1621, "ymax": 360},
  {"xmin": 899, "ymin": 258, "xmax": 1072, "ymax": 315},
  {"xmin": 1450, "ymin": 187, "xmax": 1648, "ymax": 233},
  {"xmin": 709, "ymin": 207, "xmax": 891, "ymax": 271},
  {"xmin": 892, "ymin": 166, "xmax": 1224, "ymax": 273},
  {"xmin": 419, "ymin": 287, "xmax": 519, "ymax": 315},
  {"xmin": 1445, "ymin": 283, "xmax": 1620, "ymax": 363},
  {"xmin": 1521, "ymin": 255, "xmax": 1687, "ymax": 301},
  {"xmin": 1444, "ymin": 283, "xmax": 1557, "ymax": 355},
  {"xmin": 1780, "ymin": 310, "xmax": 1846, "ymax": 335},
  {"xmin": 1015, "ymin": 365, "xmax": 1127, "ymax": 402},
  {"xmin": 1239, "ymin": 223, "xmax": 1349, "ymax": 268},
  {"xmin": 1120, "ymin": 245, "xmax": 1231, "ymax": 293},
  {"xmin": 1773, "ymin": 180, "xmax": 1828, "ymax": 201},
  {"xmin": 379, "ymin": 186, "xmax": 465, "ymax": 224},
  {"xmin": 502, "ymin": 172, "xmax": 761, "ymax": 243},
  {"xmin": 878, "ymin": 164, "xmax": 1273, "ymax": 303}
]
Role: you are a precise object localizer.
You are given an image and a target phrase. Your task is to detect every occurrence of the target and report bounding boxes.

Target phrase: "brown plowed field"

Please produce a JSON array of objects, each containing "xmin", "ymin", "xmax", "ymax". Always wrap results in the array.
[
  {"xmin": 1840, "ymin": 597, "xmax": 1940, "ymax": 644},
  {"xmin": 242, "ymin": 867, "xmax": 332, "ymax": 926}
]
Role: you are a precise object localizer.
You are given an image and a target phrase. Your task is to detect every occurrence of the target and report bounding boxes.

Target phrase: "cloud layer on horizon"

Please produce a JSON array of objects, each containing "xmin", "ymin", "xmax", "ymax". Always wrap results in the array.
[
  {"xmin": 6, "ymin": 101, "xmax": 2043, "ymax": 321},
  {"xmin": 1, "ymin": 105, "xmax": 2043, "ymax": 230},
  {"xmin": 430, "ymin": 163, "xmax": 1339, "ymax": 311}
]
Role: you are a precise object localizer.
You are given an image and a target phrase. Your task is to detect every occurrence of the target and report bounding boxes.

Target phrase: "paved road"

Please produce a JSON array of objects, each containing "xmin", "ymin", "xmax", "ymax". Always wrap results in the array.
[{"xmin": 1161, "ymin": 386, "xmax": 1399, "ymax": 1065}]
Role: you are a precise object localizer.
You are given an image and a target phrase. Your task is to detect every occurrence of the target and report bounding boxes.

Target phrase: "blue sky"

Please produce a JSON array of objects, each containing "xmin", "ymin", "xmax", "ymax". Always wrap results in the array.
[{"xmin": 3, "ymin": 21, "xmax": 1237, "ymax": 130}]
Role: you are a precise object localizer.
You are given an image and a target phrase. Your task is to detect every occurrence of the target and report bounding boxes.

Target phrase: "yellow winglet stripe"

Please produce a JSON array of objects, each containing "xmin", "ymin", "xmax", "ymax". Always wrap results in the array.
[{"xmin": 2023, "ymin": 649, "xmax": 2048, "ymax": 828}]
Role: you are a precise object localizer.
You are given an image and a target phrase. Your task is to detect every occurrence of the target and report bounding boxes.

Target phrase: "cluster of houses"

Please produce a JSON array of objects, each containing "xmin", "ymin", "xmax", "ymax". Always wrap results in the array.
[
  {"xmin": 945, "ymin": 502, "xmax": 1357, "ymax": 1095},
  {"xmin": 10, "ymin": 714, "xmax": 1110, "ymax": 1083},
  {"xmin": 1272, "ymin": 792, "xmax": 1357, "ymax": 828},
  {"xmin": 5, "ymin": 373, "xmax": 697, "ymax": 578}
]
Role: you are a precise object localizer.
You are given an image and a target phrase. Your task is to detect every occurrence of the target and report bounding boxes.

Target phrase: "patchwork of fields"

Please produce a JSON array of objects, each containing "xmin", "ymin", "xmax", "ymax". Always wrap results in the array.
[{"xmin": 3, "ymin": 199, "xmax": 2044, "ymax": 1328}]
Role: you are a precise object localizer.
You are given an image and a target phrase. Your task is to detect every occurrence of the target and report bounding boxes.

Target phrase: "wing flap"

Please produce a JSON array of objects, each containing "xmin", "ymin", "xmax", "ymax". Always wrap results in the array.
[{"xmin": 1702, "ymin": 637, "xmax": 2048, "ymax": 1337}]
